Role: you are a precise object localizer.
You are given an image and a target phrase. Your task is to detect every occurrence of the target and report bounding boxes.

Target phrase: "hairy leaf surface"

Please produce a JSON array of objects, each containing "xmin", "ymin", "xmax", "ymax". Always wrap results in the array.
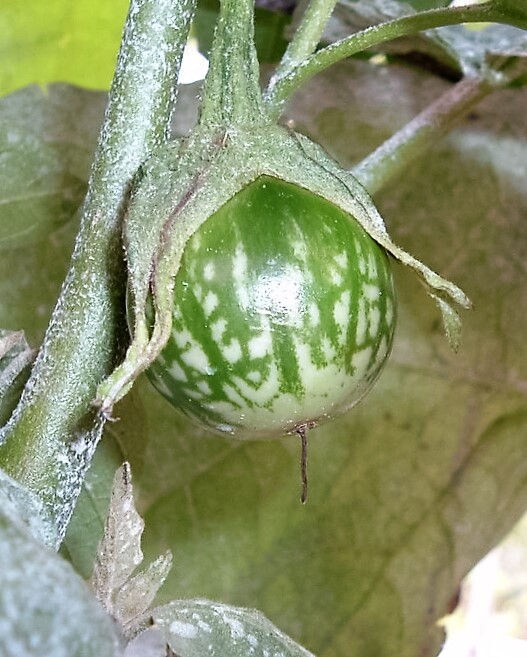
[
  {"xmin": 153, "ymin": 599, "xmax": 316, "ymax": 657},
  {"xmin": 0, "ymin": 500, "xmax": 122, "ymax": 657}
]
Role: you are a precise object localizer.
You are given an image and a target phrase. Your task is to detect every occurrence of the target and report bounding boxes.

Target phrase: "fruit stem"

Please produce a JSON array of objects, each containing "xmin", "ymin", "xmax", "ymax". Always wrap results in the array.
[
  {"xmin": 0, "ymin": 0, "xmax": 196, "ymax": 548},
  {"xmin": 200, "ymin": 0, "xmax": 265, "ymax": 127},
  {"xmin": 353, "ymin": 76, "xmax": 493, "ymax": 196},
  {"xmin": 264, "ymin": 2, "xmax": 525, "ymax": 117}
]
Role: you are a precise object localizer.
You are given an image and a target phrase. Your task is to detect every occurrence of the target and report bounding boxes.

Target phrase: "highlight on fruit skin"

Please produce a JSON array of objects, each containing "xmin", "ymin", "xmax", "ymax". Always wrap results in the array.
[{"xmin": 146, "ymin": 176, "xmax": 396, "ymax": 438}]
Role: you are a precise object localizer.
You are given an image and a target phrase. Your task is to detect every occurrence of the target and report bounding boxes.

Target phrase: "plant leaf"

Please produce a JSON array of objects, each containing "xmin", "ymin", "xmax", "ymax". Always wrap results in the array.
[
  {"xmin": 123, "ymin": 628, "xmax": 167, "ymax": 657},
  {"xmin": 0, "ymin": 0, "xmax": 129, "ymax": 95},
  {"xmin": 0, "ymin": 82, "xmax": 200, "ymax": 348},
  {"xmin": 0, "ymin": 494, "xmax": 122, "ymax": 656},
  {"xmin": 2, "ymin": 59, "xmax": 527, "ymax": 657},
  {"xmin": 91, "ymin": 463, "xmax": 147, "ymax": 610},
  {"xmin": 428, "ymin": 23, "xmax": 527, "ymax": 83},
  {"xmin": 0, "ymin": 468, "xmax": 58, "ymax": 547},
  {"xmin": 115, "ymin": 551, "xmax": 173, "ymax": 631},
  {"xmin": 91, "ymin": 463, "xmax": 173, "ymax": 636},
  {"xmin": 152, "ymin": 598, "xmax": 316, "ymax": 657},
  {"xmin": 325, "ymin": 0, "xmax": 460, "ymax": 70},
  {"xmin": 0, "ymin": 84, "xmax": 106, "ymax": 250}
]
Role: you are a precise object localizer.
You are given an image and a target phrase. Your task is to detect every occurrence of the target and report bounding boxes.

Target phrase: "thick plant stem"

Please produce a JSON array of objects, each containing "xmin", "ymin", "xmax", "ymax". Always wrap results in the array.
[
  {"xmin": 0, "ymin": 0, "xmax": 196, "ymax": 548},
  {"xmin": 200, "ymin": 0, "xmax": 264, "ymax": 127},
  {"xmin": 353, "ymin": 76, "xmax": 493, "ymax": 196},
  {"xmin": 265, "ymin": 2, "xmax": 526, "ymax": 116}
]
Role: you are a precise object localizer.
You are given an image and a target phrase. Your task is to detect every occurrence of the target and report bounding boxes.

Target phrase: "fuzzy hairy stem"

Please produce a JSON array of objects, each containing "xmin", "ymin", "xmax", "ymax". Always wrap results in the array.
[
  {"xmin": 274, "ymin": 0, "xmax": 338, "ymax": 77},
  {"xmin": 200, "ymin": 0, "xmax": 264, "ymax": 127},
  {"xmin": 265, "ymin": 1, "xmax": 527, "ymax": 116},
  {"xmin": 354, "ymin": 76, "xmax": 493, "ymax": 196},
  {"xmin": 0, "ymin": 0, "xmax": 196, "ymax": 547}
]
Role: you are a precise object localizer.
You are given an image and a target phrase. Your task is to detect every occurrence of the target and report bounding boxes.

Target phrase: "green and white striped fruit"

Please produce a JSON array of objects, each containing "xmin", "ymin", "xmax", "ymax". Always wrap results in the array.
[{"xmin": 147, "ymin": 176, "xmax": 396, "ymax": 438}]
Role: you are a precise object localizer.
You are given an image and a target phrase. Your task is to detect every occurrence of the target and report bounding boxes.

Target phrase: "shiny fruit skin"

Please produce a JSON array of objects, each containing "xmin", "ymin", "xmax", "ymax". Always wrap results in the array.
[{"xmin": 147, "ymin": 176, "xmax": 396, "ymax": 438}]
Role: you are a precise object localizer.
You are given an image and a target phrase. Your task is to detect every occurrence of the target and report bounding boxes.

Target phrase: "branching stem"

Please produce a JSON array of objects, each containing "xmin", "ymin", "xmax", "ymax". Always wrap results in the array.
[
  {"xmin": 354, "ymin": 76, "xmax": 493, "ymax": 196},
  {"xmin": 200, "ymin": 0, "xmax": 263, "ymax": 126},
  {"xmin": 0, "ymin": 0, "xmax": 196, "ymax": 547},
  {"xmin": 265, "ymin": 1, "xmax": 526, "ymax": 116},
  {"xmin": 273, "ymin": 0, "xmax": 338, "ymax": 79}
]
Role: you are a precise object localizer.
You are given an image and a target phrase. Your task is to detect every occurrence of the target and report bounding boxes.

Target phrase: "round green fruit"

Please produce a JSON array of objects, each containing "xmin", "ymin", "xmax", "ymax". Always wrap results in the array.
[{"xmin": 147, "ymin": 176, "xmax": 396, "ymax": 438}]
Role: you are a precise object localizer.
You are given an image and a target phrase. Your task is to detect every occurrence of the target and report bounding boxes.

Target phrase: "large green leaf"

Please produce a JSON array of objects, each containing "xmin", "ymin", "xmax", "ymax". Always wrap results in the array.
[
  {"xmin": 0, "ymin": 84, "xmax": 105, "ymax": 344},
  {"xmin": 2, "ymin": 56, "xmax": 527, "ymax": 657},
  {"xmin": 0, "ymin": 1, "xmax": 129, "ymax": 95},
  {"xmin": 153, "ymin": 598, "xmax": 316, "ymax": 657},
  {"xmin": 0, "ymin": 0, "xmax": 289, "ymax": 98},
  {"xmin": 0, "ymin": 499, "xmax": 122, "ymax": 656},
  {"xmin": 0, "ymin": 84, "xmax": 105, "ymax": 251}
]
